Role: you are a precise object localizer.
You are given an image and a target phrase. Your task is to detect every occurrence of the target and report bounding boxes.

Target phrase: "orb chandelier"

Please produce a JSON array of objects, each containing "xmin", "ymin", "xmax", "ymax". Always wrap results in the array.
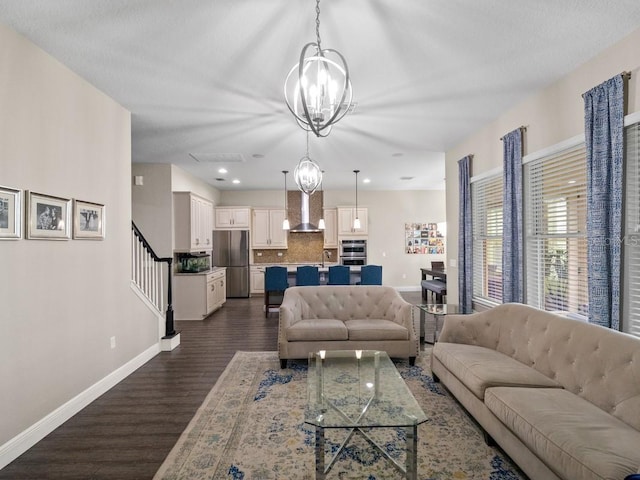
[
  {"xmin": 284, "ymin": 0, "xmax": 353, "ymax": 137},
  {"xmin": 294, "ymin": 132, "xmax": 323, "ymax": 195}
]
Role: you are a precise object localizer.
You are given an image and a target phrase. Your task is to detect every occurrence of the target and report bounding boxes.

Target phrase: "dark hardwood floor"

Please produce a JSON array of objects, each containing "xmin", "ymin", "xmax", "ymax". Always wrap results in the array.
[{"xmin": 0, "ymin": 292, "xmax": 423, "ymax": 480}]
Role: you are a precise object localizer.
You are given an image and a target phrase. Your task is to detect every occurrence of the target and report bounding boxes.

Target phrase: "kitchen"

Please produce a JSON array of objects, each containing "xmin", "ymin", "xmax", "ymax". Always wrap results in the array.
[{"xmin": 132, "ymin": 162, "xmax": 447, "ymax": 320}]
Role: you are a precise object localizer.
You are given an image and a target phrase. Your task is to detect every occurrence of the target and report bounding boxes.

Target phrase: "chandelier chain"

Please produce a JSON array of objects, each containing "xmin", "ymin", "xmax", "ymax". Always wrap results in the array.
[{"xmin": 315, "ymin": 0, "xmax": 321, "ymax": 50}]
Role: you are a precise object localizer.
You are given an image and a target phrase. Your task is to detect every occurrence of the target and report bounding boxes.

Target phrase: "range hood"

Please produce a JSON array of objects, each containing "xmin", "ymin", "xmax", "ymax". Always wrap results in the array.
[{"xmin": 289, "ymin": 190, "xmax": 322, "ymax": 233}]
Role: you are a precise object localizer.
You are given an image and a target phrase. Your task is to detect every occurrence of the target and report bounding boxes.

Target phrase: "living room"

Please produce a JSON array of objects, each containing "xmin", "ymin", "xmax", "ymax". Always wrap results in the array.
[{"xmin": 2, "ymin": 3, "xmax": 640, "ymax": 479}]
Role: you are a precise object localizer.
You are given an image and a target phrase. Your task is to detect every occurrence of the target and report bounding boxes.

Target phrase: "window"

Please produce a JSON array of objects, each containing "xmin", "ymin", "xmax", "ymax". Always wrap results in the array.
[
  {"xmin": 472, "ymin": 174, "xmax": 503, "ymax": 304},
  {"xmin": 624, "ymin": 120, "xmax": 640, "ymax": 337},
  {"xmin": 524, "ymin": 143, "xmax": 588, "ymax": 317}
]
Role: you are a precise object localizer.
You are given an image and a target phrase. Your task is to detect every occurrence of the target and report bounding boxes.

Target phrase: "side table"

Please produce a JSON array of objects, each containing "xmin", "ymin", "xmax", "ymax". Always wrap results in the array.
[{"xmin": 415, "ymin": 304, "xmax": 458, "ymax": 344}]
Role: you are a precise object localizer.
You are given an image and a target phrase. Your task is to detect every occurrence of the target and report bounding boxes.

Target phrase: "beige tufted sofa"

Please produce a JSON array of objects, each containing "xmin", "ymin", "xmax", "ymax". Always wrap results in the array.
[
  {"xmin": 278, "ymin": 285, "xmax": 418, "ymax": 368},
  {"xmin": 431, "ymin": 303, "xmax": 640, "ymax": 480}
]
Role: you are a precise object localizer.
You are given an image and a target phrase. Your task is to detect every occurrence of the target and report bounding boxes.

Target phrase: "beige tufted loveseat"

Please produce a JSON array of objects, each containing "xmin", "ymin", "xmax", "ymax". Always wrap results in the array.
[
  {"xmin": 278, "ymin": 285, "xmax": 418, "ymax": 368},
  {"xmin": 431, "ymin": 303, "xmax": 640, "ymax": 480}
]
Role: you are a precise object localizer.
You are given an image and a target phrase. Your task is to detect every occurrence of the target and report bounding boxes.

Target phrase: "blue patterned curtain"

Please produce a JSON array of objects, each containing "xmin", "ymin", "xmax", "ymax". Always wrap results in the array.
[
  {"xmin": 458, "ymin": 155, "xmax": 473, "ymax": 313},
  {"xmin": 502, "ymin": 128, "xmax": 524, "ymax": 303},
  {"xmin": 584, "ymin": 75, "xmax": 624, "ymax": 329}
]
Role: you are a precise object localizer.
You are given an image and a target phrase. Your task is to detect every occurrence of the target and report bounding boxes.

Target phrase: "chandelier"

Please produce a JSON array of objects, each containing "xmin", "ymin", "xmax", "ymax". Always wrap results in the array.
[
  {"xmin": 294, "ymin": 132, "xmax": 323, "ymax": 195},
  {"xmin": 284, "ymin": 0, "xmax": 353, "ymax": 137}
]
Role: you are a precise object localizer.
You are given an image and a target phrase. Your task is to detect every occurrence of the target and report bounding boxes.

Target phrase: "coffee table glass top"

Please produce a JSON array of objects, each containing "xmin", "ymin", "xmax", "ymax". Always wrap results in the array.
[{"xmin": 305, "ymin": 350, "xmax": 427, "ymax": 429}]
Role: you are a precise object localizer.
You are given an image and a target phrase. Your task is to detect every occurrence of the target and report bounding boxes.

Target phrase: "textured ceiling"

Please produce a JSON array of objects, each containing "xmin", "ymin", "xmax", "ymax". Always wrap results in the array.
[{"xmin": 1, "ymin": 1, "xmax": 640, "ymax": 191}]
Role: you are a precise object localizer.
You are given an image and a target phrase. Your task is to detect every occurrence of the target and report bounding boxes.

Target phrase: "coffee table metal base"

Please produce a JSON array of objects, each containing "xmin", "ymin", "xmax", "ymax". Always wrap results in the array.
[{"xmin": 314, "ymin": 422, "xmax": 418, "ymax": 479}]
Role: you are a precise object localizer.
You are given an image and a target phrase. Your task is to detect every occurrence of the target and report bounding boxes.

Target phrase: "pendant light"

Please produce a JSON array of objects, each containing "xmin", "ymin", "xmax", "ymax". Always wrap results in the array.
[
  {"xmin": 282, "ymin": 170, "xmax": 290, "ymax": 230},
  {"xmin": 353, "ymin": 169, "xmax": 361, "ymax": 230},
  {"xmin": 294, "ymin": 131, "xmax": 323, "ymax": 195},
  {"xmin": 318, "ymin": 171, "xmax": 326, "ymax": 230},
  {"xmin": 284, "ymin": 0, "xmax": 353, "ymax": 137}
]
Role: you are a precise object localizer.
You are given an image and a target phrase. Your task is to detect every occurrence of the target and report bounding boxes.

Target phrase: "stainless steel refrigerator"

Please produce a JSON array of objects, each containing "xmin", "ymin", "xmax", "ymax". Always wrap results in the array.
[{"xmin": 212, "ymin": 230, "xmax": 250, "ymax": 298}]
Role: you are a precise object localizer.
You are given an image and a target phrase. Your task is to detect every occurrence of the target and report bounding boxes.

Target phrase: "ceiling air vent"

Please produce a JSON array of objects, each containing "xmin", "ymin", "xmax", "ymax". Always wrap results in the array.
[{"xmin": 189, "ymin": 153, "xmax": 246, "ymax": 163}]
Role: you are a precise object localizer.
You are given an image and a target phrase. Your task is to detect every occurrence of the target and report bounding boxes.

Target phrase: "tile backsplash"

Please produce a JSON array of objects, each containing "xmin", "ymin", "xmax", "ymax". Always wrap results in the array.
[{"xmin": 253, "ymin": 232, "xmax": 337, "ymax": 264}]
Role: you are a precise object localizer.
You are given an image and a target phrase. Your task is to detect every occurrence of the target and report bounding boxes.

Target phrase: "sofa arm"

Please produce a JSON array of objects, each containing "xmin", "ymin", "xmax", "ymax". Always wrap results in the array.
[
  {"xmin": 438, "ymin": 309, "xmax": 497, "ymax": 348},
  {"xmin": 393, "ymin": 301, "xmax": 416, "ymax": 340}
]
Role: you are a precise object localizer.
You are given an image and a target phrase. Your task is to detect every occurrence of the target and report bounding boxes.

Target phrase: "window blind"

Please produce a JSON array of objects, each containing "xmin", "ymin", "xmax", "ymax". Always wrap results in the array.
[
  {"xmin": 624, "ymin": 121, "xmax": 640, "ymax": 337},
  {"xmin": 524, "ymin": 144, "xmax": 588, "ymax": 317},
  {"xmin": 472, "ymin": 174, "xmax": 503, "ymax": 304}
]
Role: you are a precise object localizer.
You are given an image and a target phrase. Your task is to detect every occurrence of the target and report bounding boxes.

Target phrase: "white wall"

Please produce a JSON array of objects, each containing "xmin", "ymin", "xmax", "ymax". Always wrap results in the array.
[
  {"xmin": 222, "ymin": 189, "xmax": 447, "ymax": 289},
  {"xmin": 444, "ymin": 27, "xmax": 640, "ymax": 307},
  {"xmin": 0, "ymin": 24, "xmax": 159, "ymax": 451}
]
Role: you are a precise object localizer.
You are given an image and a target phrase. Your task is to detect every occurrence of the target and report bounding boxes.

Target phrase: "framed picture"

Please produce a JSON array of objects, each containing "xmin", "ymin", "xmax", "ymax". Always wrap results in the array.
[
  {"xmin": 26, "ymin": 191, "xmax": 72, "ymax": 240},
  {"xmin": 0, "ymin": 185, "xmax": 22, "ymax": 239},
  {"xmin": 73, "ymin": 199, "xmax": 105, "ymax": 240}
]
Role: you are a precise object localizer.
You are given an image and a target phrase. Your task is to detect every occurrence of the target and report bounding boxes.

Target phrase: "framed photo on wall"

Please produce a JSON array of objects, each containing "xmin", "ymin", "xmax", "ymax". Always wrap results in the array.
[
  {"xmin": 73, "ymin": 199, "xmax": 105, "ymax": 240},
  {"xmin": 26, "ymin": 191, "xmax": 71, "ymax": 240},
  {"xmin": 0, "ymin": 185, "xmax": 22, "ymax": 240}
]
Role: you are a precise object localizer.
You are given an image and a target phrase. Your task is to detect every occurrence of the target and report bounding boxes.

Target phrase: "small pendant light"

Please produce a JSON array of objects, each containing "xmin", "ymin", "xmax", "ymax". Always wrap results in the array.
[
  {"xmin": 318, "ymin": 171, "xmax": 326, "ymax": 230},
  {"xmin": 353, "ymin": 169, "xmax": 361, "ymax": 230},
  {"xmin": 282, "ymin": 170, "xmax": 290, "ymax": 230}
]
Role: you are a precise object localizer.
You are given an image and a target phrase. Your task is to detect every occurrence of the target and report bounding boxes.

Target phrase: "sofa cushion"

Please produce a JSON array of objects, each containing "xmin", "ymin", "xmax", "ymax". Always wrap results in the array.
[
  {"xmin": 433, "ymin": 343, "xmax": 560, "ymax": 400},
  {"xmin": 485, "ymin": 387, "xmax": 640, "ymax": 480},
  {"xmin": 344, "ymin": 319, "xmax": 409, "ymax": 341},
  {"xmin": 286, "ymin": 319, "xmax": 348, "ymax": 341}
]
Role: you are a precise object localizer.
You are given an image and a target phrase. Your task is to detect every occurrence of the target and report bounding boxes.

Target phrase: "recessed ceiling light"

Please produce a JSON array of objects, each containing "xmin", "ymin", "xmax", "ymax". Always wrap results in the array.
[
  {"xmin": 252, "ymin": 154, "xmax": 265, "ymax": 158},
  {"xmin": 363, "ymin": 178, "xmax": 371, "ymax": 183},
  {"xmin": 218, "ymin": 168, "xmax": 228, "ymax": 174},
  {"xmin": 232, "ymin": 179, "xmax": 240, "ymax": 184}
]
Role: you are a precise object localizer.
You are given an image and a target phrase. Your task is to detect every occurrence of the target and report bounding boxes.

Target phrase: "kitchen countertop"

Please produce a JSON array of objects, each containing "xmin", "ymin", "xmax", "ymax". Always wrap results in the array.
[
  {"xmin": 174, "ymin": 266, "xmax": 227, "ymax": 276},
  {"xmin": 251, "ymin": 263, "xmax": 361, "ymax": 273}
]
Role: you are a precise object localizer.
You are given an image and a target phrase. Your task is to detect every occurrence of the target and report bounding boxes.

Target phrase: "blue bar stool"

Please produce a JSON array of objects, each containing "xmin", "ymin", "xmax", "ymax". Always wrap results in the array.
[
  {"xmin": 328, "ymin": 265, "xmax": 350, "ymax": 285},
  {"xmin": 264, "ymin": 266, "xmax": 289, "ymax": 317},
  {"xmin": 296, "ymin": 266, "xmax": 320, "ymax": 286},
  {"xmin": 359, "ymin": 265, "xmax": 382, "ymax": 285}
]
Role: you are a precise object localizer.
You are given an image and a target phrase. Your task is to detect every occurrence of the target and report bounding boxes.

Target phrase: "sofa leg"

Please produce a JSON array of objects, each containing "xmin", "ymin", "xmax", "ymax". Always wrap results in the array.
[
  {"xmin": 432, "ymin": 373, "xmax": 440, "ymax": 383},
  {"xmin": 409, "ymin": 356, "xmax": 416, "ymax": 366},
  {"xmin": 483, "ymin": 431, "xmax": 496, "ymax": 446},
  {"xmin": 280, "ymin": 359, "xmax": 287, "ymax": 369}
]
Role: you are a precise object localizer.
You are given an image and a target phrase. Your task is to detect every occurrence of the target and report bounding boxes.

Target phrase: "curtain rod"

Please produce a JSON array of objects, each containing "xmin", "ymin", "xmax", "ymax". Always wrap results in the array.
[
  {"xmin": 500, "ymin": 125, "xmax": 527, "ymax": 141},
  {"xmin": 622, "ymin": 71, "xmax": 632, "ymax": 79}
]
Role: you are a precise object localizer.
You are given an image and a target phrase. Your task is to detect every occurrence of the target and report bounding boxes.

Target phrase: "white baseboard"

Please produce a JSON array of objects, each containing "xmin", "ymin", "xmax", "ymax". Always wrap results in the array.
[
  {"xmin": 0, "ymin": 343, "xmax": 160, "ymax": 470},
  {"xmin": 161, "ymin": 333, "xmax": 181, "ymax": 351}
]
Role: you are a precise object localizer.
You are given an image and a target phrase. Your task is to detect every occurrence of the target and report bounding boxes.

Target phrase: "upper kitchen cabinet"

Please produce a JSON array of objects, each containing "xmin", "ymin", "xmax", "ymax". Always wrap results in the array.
[
  {"xmin": 323, "ymin": 208, "xmax": 338, "ymax": 248},
  {"xmin": 337, "ymin": 207, "xmax": 368, "ymax": 236},
  {"xmin": 174, "ymin": 192, "xmax": 213, "ymax": 252},
  {"xmin": 214, "ymin": 207, "xmax": 251, "ymax": 229},
  {"xmin": 252, "ymin": 208, "xmax": 288, "ymax": 248}
]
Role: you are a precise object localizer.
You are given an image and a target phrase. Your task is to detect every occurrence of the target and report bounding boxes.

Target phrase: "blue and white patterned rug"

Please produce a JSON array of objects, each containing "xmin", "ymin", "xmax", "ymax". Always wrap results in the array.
[{"xmin": 154, "ymin": 351, "xmax": 526, "ymax": 480}]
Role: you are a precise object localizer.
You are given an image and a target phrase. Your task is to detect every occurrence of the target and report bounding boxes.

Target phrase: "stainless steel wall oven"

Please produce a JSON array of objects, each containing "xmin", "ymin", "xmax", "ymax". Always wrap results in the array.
[{"xmin": 340, "ymin": 239, "xmax": 367, "ymax": 265}]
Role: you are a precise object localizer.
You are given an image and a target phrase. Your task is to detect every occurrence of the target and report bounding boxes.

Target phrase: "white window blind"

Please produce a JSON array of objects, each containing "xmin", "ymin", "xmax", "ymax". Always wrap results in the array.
[
  {"xmin": 472, "ymin": 174, "xmax": 503, "ymax": 304},
  {"xmin": 624, "ymin": 121, "xmax": 640, "ymax": 337},
  {"xmin": 524, "ymin": 144, "xmax": 588, "ymax": 317}
]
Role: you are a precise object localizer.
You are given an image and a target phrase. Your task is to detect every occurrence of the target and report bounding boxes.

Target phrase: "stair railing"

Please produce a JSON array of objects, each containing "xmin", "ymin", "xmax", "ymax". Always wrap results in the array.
[{"xmin": 131, "ymin": 222, "xmax": 175, "ymax": 338}]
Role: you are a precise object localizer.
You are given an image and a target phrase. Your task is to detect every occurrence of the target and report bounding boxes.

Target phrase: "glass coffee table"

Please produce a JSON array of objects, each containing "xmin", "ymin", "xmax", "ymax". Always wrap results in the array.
[
  {"xmin": 415, "ymin": 304, "xmax": 458, "ymax": 343},
  {"xmin": 305, "ymin": 350, "xmax": 427, "ymax": 479}
]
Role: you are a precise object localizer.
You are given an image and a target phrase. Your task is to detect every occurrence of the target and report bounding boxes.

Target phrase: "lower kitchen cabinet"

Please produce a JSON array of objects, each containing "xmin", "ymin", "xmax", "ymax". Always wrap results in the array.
[
  {"xmin": 250, "ymin": 265, "xmax": 265, "ymax": 295},
  {"xmin": 174, "ymin": 268, "xmax": 226, "ymax": 320}
]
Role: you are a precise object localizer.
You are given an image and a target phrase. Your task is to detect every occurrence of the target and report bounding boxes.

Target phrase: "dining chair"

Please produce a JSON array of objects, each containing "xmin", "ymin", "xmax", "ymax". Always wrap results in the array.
[
  {"xmin": 359, "ymin": 265, "xmax": 382, "ymax": 285},
  {"xmin": 327, "ymin": 265, "xmax": 350, "ymax": 285},
  {"xmin": 264, "ymin": 266, "xmax": 289, "ymax": 317},
  {"xmin": 296, "ymin": 266, "xmax": 320, "ymax": 286}
]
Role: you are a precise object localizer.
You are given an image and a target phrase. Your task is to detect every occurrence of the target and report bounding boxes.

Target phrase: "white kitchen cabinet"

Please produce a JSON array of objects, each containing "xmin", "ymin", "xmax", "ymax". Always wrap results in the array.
[
  {"xmin": 214, "ymin": 207, "xmax": 250, "ymax": 229},
  {"xmin": 250, "ymin": 265, "xmax": 266, "ymax": 294},
  {"xmin": 251, "ymin": 208, "xmax": 288, "ymax": 249},
  {"xmin": 337, "ymin": 207, "xmax": 368, "ymax": 235},
  {"xmin": 323, "ymin": 208, "xmax": 338, "ymax": 248},
  {"xmin": 174, "ymin": 268, "xmax": 226, "ymax": 320},
  {"xmin": 174, "ymin": 192, "xmax": 214, "ymax": 251}
]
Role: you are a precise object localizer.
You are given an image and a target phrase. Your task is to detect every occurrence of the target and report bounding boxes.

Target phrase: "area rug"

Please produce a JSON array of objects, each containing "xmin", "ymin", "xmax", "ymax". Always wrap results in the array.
[{"xmin": 154, "ymin": 351, "xmax": 526, "ymax": 480}]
